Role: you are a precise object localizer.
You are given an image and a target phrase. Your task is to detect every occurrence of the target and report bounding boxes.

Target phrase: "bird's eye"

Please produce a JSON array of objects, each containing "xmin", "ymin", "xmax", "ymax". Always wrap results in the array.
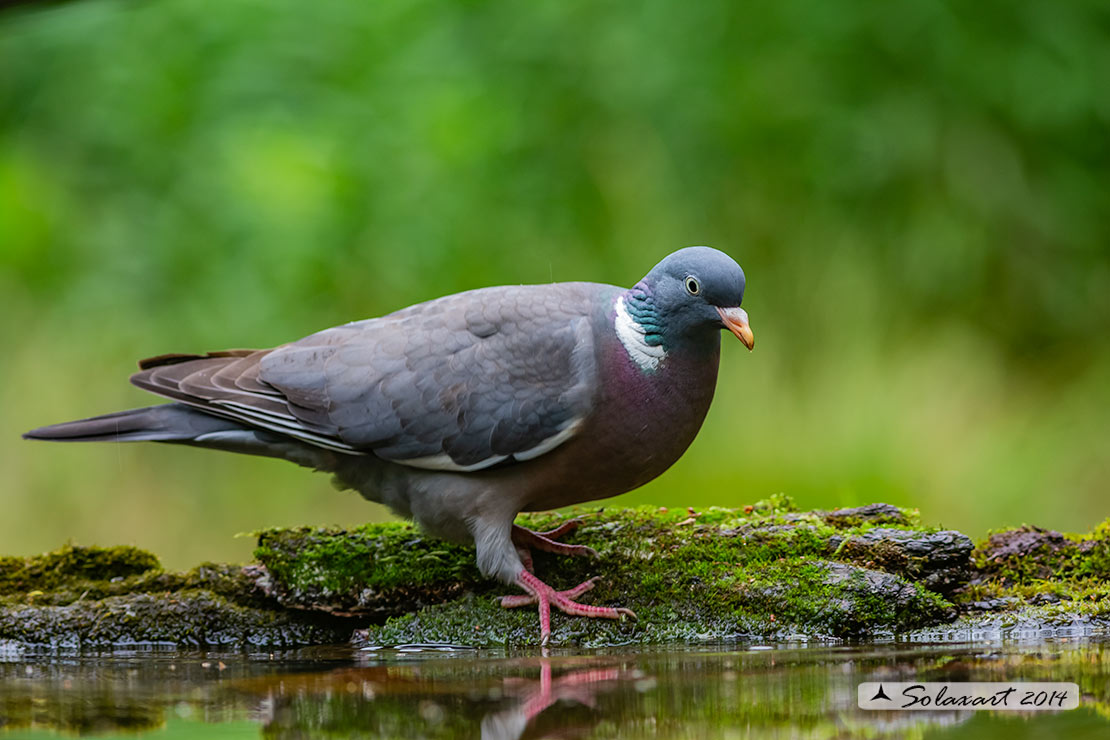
[{"xmin": 685, "ymin": 276, "xmax": 701, "ymax": 295}]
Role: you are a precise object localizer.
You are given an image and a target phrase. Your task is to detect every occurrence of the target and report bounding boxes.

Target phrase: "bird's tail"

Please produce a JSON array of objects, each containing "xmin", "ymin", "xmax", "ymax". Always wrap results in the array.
[
  {"xmin": 23, "ymin": 402, "xmax": 340, "ymax": 471},
  {"xmin": 23, "ymin": 403, "xmax": 236, "ymax": 443}
]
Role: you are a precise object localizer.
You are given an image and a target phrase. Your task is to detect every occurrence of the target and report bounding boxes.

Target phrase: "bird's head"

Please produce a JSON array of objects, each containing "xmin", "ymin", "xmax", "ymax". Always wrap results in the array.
[{"xmin": 633, "ymin": 246, "xmax": 754, "ymax": 351}]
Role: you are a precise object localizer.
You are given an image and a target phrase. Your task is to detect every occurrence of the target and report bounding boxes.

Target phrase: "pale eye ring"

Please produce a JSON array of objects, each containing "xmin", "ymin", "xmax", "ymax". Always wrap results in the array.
[{"xmin": 685, "ymin": 276, "xmax": 701, "ymax": 295}]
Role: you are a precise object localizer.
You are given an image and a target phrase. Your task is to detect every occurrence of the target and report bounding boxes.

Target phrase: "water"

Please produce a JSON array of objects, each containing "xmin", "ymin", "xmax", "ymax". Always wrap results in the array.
[{"xmin": 1, "ymin": 639, "xmax": 1108, "ymax": 739}]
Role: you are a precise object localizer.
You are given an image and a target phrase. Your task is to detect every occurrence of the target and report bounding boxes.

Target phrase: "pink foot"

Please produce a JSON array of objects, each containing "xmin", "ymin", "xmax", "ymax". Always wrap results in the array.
[
  {"xmin": 512, "ymin": 518, "xmax": 599, "ymax": 572},
  {"xmin": 501, "ymin": 570, "xmax": 636, "ymax": 645}
]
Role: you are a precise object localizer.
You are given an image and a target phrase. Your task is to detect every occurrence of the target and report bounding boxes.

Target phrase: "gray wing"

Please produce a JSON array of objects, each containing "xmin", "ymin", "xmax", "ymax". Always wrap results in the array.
[{"xmin": 130, "ymin": 284, "xmax": 601, "ymax": 471}]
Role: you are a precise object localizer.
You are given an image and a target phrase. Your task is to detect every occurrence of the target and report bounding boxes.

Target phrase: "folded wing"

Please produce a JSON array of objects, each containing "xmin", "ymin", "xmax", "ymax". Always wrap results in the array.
[{"xmin": 130, "ymin": 285, "xmax": 599, "ymax": 471}]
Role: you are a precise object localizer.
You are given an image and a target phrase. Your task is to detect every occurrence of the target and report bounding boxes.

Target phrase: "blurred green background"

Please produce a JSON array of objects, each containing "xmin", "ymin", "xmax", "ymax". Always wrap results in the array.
[{"xmin": 1, "ymin": 0, "xmax": 1107, "ymax": 569}]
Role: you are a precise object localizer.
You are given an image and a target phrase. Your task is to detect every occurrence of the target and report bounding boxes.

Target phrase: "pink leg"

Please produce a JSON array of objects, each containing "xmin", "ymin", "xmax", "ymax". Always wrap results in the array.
[
  {"xmin": 516, "ymin": 546, "xmax": 535, "ymax": 574},
  {"xmin": 501, "ymin": 570, "xmax": 637, "ymax": 645},
  {"xmin": 511, "ymin": 518, "xmax": 599, "ymax": 560}
]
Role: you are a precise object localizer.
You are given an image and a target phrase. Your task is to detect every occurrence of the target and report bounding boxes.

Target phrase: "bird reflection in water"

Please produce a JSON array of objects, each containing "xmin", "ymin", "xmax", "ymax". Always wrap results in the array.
[
  {"xmin": 244, "ymin": 650, "xmax": 640, "ymax": 739},
  {"xmin": 480, "ymin": 659, "xmax": 626, "ymax": 740},
  {"xmin": 5, "ymin": 643, "xmax": 1104, "ymax": 738}
]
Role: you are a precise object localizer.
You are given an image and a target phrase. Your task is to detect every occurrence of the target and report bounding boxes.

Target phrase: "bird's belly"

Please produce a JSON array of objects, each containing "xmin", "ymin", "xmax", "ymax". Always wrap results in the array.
[
  {"xmin": 332, "ymin": 454, "xmax": 524, "ymax": 544},
  {"xmin": 330, "ymin": 456, "xmax": 463, "ymax": 542}
]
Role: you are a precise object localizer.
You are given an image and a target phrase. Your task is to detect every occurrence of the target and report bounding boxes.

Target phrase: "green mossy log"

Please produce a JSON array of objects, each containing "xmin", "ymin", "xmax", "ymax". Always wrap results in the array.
[
  {"xmin": 2, "ymin": 497, "xmax": 1108, "ymax": 649},
  {"xmin": 913, "ymin": 519, "xmax": 1110, "ymax": 640},
  {"xmin": 0, "ymin": 550, "xmax": 354, "ymax": 648}
]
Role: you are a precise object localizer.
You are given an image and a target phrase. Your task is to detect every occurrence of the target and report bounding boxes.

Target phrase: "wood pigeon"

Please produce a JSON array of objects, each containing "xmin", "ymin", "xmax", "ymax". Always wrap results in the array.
[{"xmin": 25, "ymin": 246, "xmax": 754, "ymax": 644}]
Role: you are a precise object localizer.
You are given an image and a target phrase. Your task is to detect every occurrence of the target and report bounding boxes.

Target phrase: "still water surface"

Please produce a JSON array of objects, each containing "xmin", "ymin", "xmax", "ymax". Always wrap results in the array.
[{"xmin": 1, "ymin": 639, "xmax": 1107, "ymax": 739}]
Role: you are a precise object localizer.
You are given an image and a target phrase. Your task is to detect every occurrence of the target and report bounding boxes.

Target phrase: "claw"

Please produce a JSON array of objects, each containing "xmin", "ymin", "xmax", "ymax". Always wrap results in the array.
[{"xmin": 503, "ymin": 571, "xmax": 636, "ymax": 644}]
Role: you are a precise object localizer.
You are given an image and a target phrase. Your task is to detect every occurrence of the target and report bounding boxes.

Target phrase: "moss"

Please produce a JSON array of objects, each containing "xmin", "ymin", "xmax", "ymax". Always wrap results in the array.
[
  {"xmin": 971, "ymin": 521, "xmax": 1110, "ymax": 583},
  {"xmin": 0, "ymin": 544, "xmax": 160, "ymax": 595},
  {"xmin": 250, "ymin": 502, "xmax": 853, "ymax": 618},
  {"xmin": 359, "ymin": 556, "xmax": 951, "ymax": 648},
  {"xmin": 4, "ymin": 505, "xmax": 1105, "ymax": 649},
  {"xmin": 253, "ymin": 523, "xmax": 486, "ymax": 617},
  {"xmin": 821, "ymin": 503, "xmax": 918, "ymax": 529},
  {"xmin": 330, "ymin": 504, "xmax": 956, "ymax": 647},
  {"xmin": 830, "ymin": 528, "xmax": 973, "ymax": 595},
  {"xmin": 948, "ymin": 518, "xmax": 1110, "ymax": 633},
  {"xmin": 0, "ymin": 550, "xmax": 360, "ymax": 648},
  {"xmin": 0, "ymin": 562, "xmax": 270, "ymax": 609},
  {"xmin": 0, "ymin": 590, "xmax": 352, "ymax": 649},
  {"xmin": 254, "ymin": 523, "xmax": 479, "ymax": 593},
  {"xmin": 2, "ymin": 501, "xmax": 951, "ymax": 649}
]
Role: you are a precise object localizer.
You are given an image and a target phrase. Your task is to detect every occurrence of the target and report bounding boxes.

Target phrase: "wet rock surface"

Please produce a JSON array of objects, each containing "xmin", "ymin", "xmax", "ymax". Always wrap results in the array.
[
  {"xmin": 749, "ymin": 561, "xmax": 952, "ymax": 637},
  {"xmin": 973, "ymin": 525, "xmax": 1100, "ymax": 581},
  {"xmin": 948, "ymin": 518, "xmax": 1110, "ymax": 638},
  {"xmin": 828, "ymin": 527, "xmax": 974, "ymax": 595},
  {"xmin": 1, "ymin": 499, "xmax": 1107, "ymax": 648},
  {"xmin": 0, "ymin": 548, "xmax": 359, "ymax": 649},
  {"xmin": 0, "ymin": 591, "xmax": 351, "ymax": 649},
  {"xmin": 821, "ymin": 503, "xmax": 911, "ymax": 528}
]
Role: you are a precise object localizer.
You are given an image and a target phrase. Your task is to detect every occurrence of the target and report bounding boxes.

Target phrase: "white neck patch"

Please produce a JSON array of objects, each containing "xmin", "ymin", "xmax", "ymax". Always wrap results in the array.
[{"xmin": 614, "ymin": 295, "xmax": 667, "ymax": 371}]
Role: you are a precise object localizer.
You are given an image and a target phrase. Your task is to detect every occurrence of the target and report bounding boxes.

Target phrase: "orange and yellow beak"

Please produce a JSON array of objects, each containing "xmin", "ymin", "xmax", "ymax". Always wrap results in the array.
[{"xmin": 717, "ymin": 306, "xmax": 754, "ymax": 350}]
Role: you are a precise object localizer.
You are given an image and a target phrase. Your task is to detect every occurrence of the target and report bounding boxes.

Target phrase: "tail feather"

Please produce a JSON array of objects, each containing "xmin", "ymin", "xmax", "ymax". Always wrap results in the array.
[
  {"xmin": 23, "ymin": 403, "xmax": 241, "ymax": 443},
  {"xmin": 23, "ymin": 402, "xmax": 338, "ymax": 471}
]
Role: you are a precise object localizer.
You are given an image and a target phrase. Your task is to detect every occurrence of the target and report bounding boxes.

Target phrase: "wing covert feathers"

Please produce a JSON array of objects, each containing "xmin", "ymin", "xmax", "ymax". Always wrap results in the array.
[{"xmin": 129, "ymin": 284, "xmax": 600, "ymax": 469}]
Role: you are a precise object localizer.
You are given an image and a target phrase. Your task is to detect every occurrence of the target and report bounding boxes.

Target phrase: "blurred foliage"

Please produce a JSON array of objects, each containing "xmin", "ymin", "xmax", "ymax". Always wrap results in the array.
[{"xmin": 0, "ymin": 0, "xmax": 1107, "ymax": 568}]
